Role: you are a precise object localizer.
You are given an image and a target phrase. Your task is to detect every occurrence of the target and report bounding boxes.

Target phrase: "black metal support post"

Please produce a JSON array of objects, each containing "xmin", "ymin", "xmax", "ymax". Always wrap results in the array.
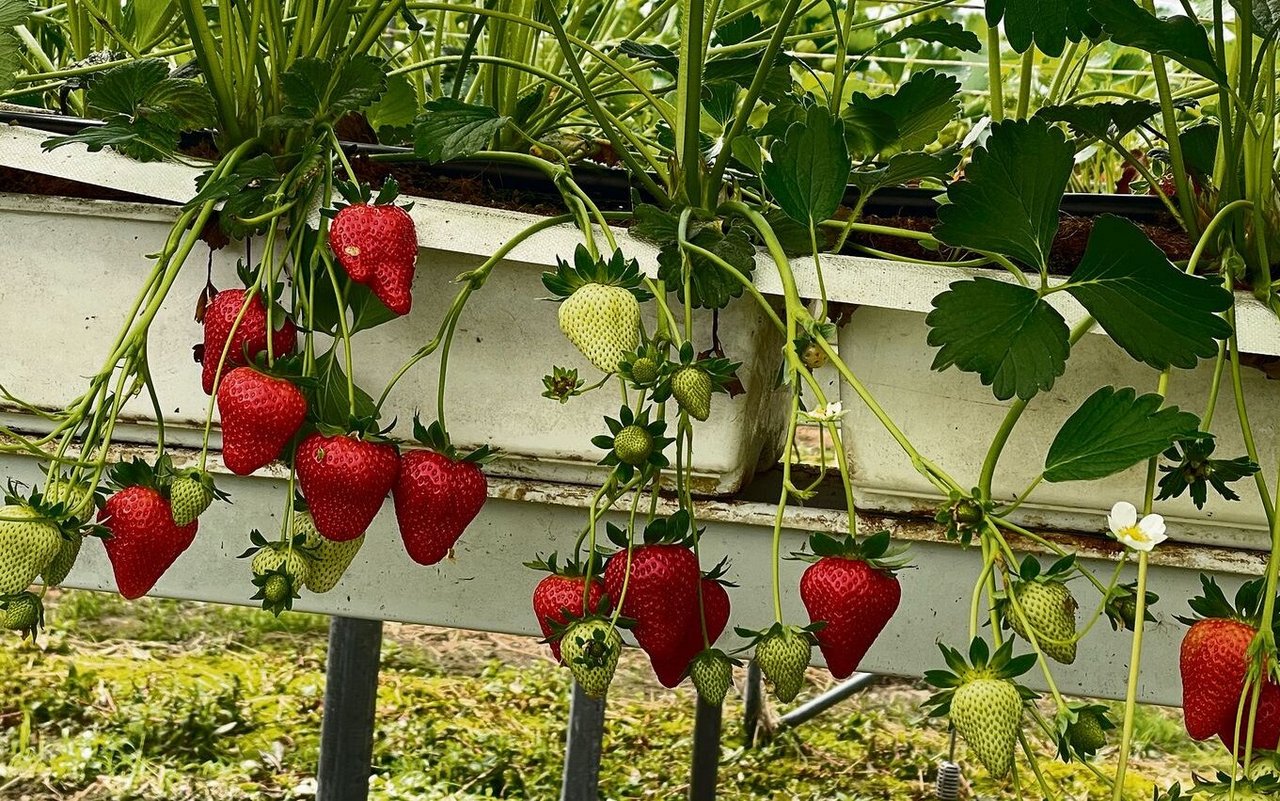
[
  {"xmin": 689, "ymin": 698, "xmax": 723, "ymax": 801},
  {"xmin": 318, "ymin": 616, "xmax": 384, "ymax": 801},
  {"xmin": 743, "ymin": 661, "xmax": 763, "ymax": 748},
  {"xmin": 776, "ymin": 673, "xmax": 877, "ymax": 731},
  {"xmin": 560, "ymin": 681, "xmax": 606, "ymax": 801}
]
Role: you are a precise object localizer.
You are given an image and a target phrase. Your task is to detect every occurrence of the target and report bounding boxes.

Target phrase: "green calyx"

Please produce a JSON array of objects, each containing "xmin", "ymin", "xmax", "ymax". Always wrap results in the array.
[
  {"xmin": 542, "ymin": 366, "xmax": 585, "ymax": 404},
  {"xmin": 1104, "ymin": 580, "xmax": 1159, "ymax": 632},
  {"xmin": 1176, "ymin": 575, "xmax": 1280, "ymax": 640},
  {"xmin": 411, "ymin": 415, "xmax": 497, "ymax": 464},
  {"xmin": 523, "ymin": 550, "xmax": 602, "ymax": 579},
  {"xmin": 541, "ymin": 245, "xmax": 653, "ymax": 302},
  {"xmin": 791, "ymin": 529, "xmax": 911, "ymax": 573},
  {"xmin": 934, "ymin": 488, "xmax": 991, "ymax": 547},
  {"xmin": 606, "ymin": 510, "xmax": 701, "ymax": 550},
  {"xmin": 592, "ymin": 406, "xmax": 673, "ymax": 481},
  {"xmin": 922, "ymin": 637, "xmax": 1038, "ymax": 714}
]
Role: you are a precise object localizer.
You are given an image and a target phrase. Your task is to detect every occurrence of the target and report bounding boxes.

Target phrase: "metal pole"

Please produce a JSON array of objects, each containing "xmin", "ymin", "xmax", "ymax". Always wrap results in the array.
[
  {"xmin": 776, "ymin": 673, "xmax": 877, "ymax": 731},
  {"xmin": 560, "ymin": 681, "xmax": 606, "ymax": 801},
  {"xmin": 317, "ymin": 616, "xmax": 384, "ymax": 801},
  {"xmin": 689, "ymin": 698, "xmax": 723, "ymax": 801},
  {"xmin": 743, "ymin": 661, "xmax": 762, "ymax": 748}
]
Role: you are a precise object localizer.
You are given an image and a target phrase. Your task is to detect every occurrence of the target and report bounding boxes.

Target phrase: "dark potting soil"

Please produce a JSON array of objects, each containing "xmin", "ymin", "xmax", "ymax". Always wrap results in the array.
[
  {"xmin": 0, "ymin": 148, "xmax": 1204, "ymax": 279},
  {"xmin": 0, "ymin": 165, "xmax": 164, "ymax": 204}
]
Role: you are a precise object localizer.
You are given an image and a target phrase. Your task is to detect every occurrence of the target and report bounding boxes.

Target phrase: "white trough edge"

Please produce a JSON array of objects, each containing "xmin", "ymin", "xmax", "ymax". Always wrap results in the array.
[
  {"xmin": 3, "ymin": 439, "xmax": 1257, "ymax": 707},
  {"xmin": 6, "ymin": 125, "xmax": 1277, "ymax": 357}
]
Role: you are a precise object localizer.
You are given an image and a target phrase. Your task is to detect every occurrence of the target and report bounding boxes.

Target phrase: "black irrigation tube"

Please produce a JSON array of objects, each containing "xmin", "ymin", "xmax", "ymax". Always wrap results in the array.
[{"xmin": 1, "ymin": 109, "xmax": 1173, "ymax": 222}]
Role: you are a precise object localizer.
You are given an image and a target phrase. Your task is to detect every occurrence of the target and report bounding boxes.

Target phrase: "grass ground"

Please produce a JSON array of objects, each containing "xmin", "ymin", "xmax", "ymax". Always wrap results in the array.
[{"xmin": 0, "ymin": 590, "xmax": 1239, "ymax": 800}]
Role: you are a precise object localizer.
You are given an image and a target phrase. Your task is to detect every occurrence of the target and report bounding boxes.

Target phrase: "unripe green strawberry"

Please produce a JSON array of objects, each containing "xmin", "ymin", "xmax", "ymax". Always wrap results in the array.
[
  {"xmin": 558, "ymin": 284, "xmax": 640, "ymax": 373},
  {"xmin": 801, "ymin": 342, "xmax": 827, "ymax": 370},
  {"xmin": 47, "ymin": 477, "xmax": 93, "ymax": 517},
  {"xmin": 613, "ymin": 425, "xmax": 653, "ymax": 467},
  {"xmin": 170, "ymin": 473, "xmax": 216, "ymax": 526},
  {"xmin": 0, "ymin": 504, "xmax": 63, "ymax": 595},
  {"xmin": 560, "ymin": 617, "xmax": 622, "ymax": 698},
  {"xmin": 951, "ymin": 677, "xmax": 1023, "ymax": 779},
  {"xmin": 631, "ymin": 356, "xmax": 660, "ymax": 385},
  {"xmin": 1010, "ymin": 580, "xmax": 1078, "ymax": 665},
  {"xmin": 1, "ymin": 591, "xmax": 44, "ymax": 639},
  {"xmin": 41, "ymin": 530, "xmax": 82, "ymax": 586},
  {"xmin": 1067, "ymin": 710, "xmax": 1107, "ymax": 753},
  {"xmin": 672, "ymin": 367, "xmax": 712, "ymax": 421},
  {"xmin": 262, "ymin": 574, "xmax": 292, "ymax": 604},
  {"xmin": 690, "ymin": 650, "xmax": 735, "ymax": 705},
  {"xmin": 251, "ymin": 544, "xmax": 311, "ymax": 586},
  {"xmin": 755, "ymin": 627, "xmax": 811, "ymax": 703},
  {"xmin": 246, "ymin": 537, "xmax": 311, "ymax": 615},
  {"xmin": 295, "ymin": 512, "xmax": 364, "ymax": 593}
]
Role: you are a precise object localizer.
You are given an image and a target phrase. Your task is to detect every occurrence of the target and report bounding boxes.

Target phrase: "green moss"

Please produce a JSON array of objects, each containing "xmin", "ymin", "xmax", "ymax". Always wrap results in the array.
[{"xmin": 0, "ymin": 590, "xmax": 1237, "ymax": 800}]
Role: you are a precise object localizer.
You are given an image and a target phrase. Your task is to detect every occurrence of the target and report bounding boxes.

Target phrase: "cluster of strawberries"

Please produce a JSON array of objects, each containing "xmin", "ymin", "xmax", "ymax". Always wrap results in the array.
[{"xmin": 86, "ymin": 189, "xmax": 491, "ymax": 611}]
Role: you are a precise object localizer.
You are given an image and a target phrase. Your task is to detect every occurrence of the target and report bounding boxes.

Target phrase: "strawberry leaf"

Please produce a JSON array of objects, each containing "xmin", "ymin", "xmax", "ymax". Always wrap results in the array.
[
  {"xmin": 1062, "ymin": 215, "xmax": 1232, "ymax": 370},
  {"xmin": 413, "ymin": 98, "xmax": 511, "ymax": 163},
  {"xmin": 763, "ymin": 104, "xmax": 850, "ymax": 226},
  {"xmin": 1044, "ymin": 386, "xmax": 1200, "ymax": 483},
  {"xmin": 926, "ymin": 277, "xmax": 1070, "ymax": 401}
]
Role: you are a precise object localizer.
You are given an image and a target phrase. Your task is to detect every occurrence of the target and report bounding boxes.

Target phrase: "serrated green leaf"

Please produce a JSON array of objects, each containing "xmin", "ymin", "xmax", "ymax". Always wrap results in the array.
[
  {"xmin": 764, "ymin": 104, "xmax": 850, "ymax": 225},
  {"xmin": 934, "ymin": 118, "xmax": 1074, "ymax": 271},
  {"xmin": 1231, "ymin": 0, "xmax": 1280, "ymax": 38},
  {"xmin": 1088, "ymin": 0, "xmax": 1227, "ymax": 85},
  {"xmin": 849, "ymin": 151, "xmax": 959, "ymax": 197},
  {"xmin": 926, "ymin": 278, "xmax": 1070, "ymax": 401},
  {"xmin": 879, "ymin": 19, "xmax": 982, "ymax": 53},
  {"xmin": 987, "ymin": 0, "xmax": 1100, "ymax": 56},
  {"xmin": 1036, "ymin": 101, "xmax": 1160, "ymax": 140},
  {"xmin": 84, "ymin": 58, "xmax": 168, "ymax": 117},
  {"xmin": 0, "ymin": 0, "xmax": 29, "ymax": 94},
  {"xmin": 143, "ymin": 78, "xmax": 215, "ymax": 130},
  {"xmin": 414, "ymin": 97, "xmax": 511, "ymax": 163},
  {"xmin": 278, "ymin": 56, "xmax": 387, "ymax": 126},
  {"xmin": 367, "ymin": 73, "xmax": 419, "ymax": 137},
  {"xmin": 1064, "ymin": 215, "xmax": 1232, "ymax": 369},
  {"xmin": 842, "ymin": 70, "xmax": 960, "ymax": 157},
  {"xmin": 1044, "ymin": 386, "xmax": 1200, "ymax": 482},
  {"xmin": 657, "ymin": 225, "xmax": 756, "ymax": 310}
]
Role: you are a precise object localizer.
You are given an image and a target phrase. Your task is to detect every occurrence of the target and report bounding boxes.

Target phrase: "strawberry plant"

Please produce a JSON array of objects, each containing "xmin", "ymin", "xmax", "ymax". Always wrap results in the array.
[{"xmin": 0, "ymin": 0, "xmax": 1278, "ymax": 797}]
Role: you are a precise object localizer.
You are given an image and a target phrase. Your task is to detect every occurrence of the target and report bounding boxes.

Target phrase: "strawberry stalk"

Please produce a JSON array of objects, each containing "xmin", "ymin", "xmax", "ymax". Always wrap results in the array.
[{"xmin": 1112, "ymin": 369, "xmax": 1169, "ymax": 799}]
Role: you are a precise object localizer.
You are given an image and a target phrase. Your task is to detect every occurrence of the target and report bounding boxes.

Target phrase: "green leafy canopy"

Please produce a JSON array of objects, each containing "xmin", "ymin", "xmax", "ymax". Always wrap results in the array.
[
  {"xmin": 1088, "ymin": 0, "xmax": 1227, "ymax": 85},
  {"xmin": 42, "ymin": 58, "xmax": 215, "ymax": 162}
]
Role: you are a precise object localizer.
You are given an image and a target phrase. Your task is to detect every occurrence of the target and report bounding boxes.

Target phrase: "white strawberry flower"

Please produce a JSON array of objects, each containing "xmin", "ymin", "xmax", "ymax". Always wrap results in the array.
[
  {"xmin": 803, "ymin": 401, "xmax": 846, "ymax": 423},
  {"xmin": 1107, "ymin": 501, "xmax": 1167, "ymax": 552}
]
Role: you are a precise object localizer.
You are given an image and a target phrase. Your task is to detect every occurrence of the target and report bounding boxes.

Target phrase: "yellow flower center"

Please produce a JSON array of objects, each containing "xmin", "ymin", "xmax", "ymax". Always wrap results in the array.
[{"xmin": 1119, "ymin": 525, "xmax": 1149, "ymax": 543}]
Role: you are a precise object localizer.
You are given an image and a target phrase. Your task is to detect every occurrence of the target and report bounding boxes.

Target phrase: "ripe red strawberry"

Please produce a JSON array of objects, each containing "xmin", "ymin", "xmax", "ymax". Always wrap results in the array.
[
  {"xmin": 98, "ymin": 460, "xmax": 198, "ymax": 600},
  {"xmin": 296, "ymin": 432, "xmax": 399, "ymax": 542},
  {"xmin": 1217, "ymin": 679, "xmax": 1280, "ymax": 757},
  {"xmin": 528, "ymin": 553, "xmax": 610, "ymax": 662},
  {"xmin": 1181, "ymin": 618, "xmax": 1253, "ymax": 740},
  {"xmin": 329, "ymin": 181, "xmax": 418, "ymax": 315},
  {"xmin": 603, "ymin": 514, "xmax": 700, "ymax": 669},
  {"xmin": 217, "ymin": 367, "xmax": 308, "ymax": 475},
  {"xmin": 798, "ymin": 531, "xmax": 906, "ymax": 680},
  {"xmin": 1178, "ymin": 576, "xmax": 1280, "ymax": 746},
  {"xmin": 392, "ymin": 419, "xmax": 492, "ymax": 565},
  {"xmin": 652, "ymin": 567, "xmax": 735, "ymax": 688},
  {"xmin": 200, "ymin": 289, "xmax": 297, "ymax": 394}
]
